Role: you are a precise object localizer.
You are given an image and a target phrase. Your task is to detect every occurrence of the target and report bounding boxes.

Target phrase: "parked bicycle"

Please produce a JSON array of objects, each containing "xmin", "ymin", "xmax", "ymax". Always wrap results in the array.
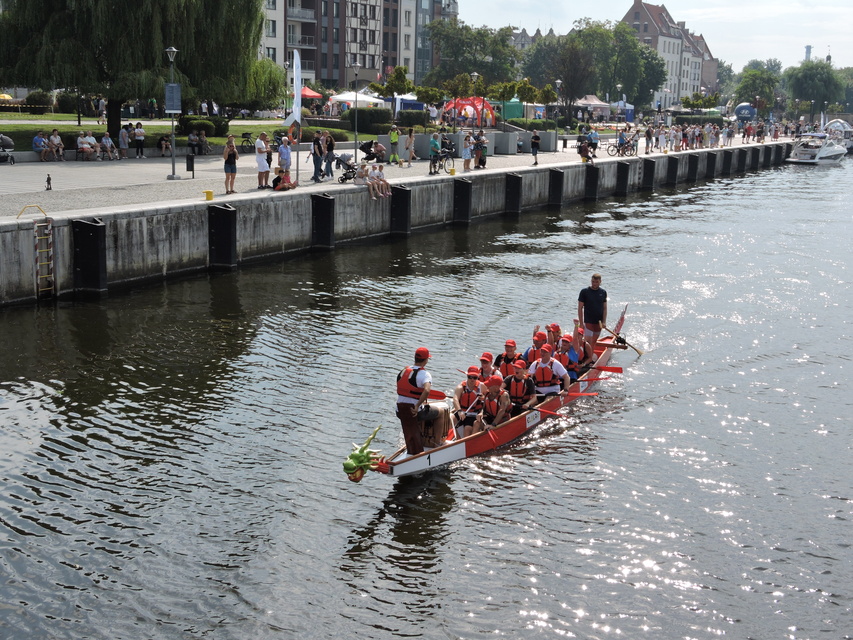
[
  {"xmin": 436, "ymin": 149, "xmax": 455, "ymax": 173},
  {"xmin": 240, "ymin": 132, "xmax": 281, "ymax": 154},
  {"xmin": 606, "ymin": 141, "xmax": 636, "ymax": 157}
]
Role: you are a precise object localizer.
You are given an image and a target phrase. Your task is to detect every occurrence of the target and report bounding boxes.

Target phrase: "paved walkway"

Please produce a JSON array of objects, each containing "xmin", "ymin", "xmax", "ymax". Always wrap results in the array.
[{"xmin": 1, "ymin": 136, "xmax": 770, "ymax": 219}]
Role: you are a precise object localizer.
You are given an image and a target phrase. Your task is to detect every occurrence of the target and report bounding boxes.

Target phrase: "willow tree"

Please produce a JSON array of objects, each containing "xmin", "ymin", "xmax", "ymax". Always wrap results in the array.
[{"xmin": 0, "ymin": 0, "xmax": 264, "ymax": 132}]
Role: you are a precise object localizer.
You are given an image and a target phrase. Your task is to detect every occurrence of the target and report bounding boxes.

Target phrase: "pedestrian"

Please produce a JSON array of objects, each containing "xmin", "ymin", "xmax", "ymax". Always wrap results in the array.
[
  {"xmin": 278, "ymin": 138, "xmax": 292, "ymax": 173},
  {"xmin": 405, "ymin": 127, "xmax": 417, "ymax": 167},
  {"xmin": 310, "ymin": 130, "xmax": 324, "ymax": 183},
  {"xmin": 531, "ymin": 129, "xmax": 541, "ymax": 165},
  {"xmin": 388, "ymin": 124, "xmax": 401, "ymax": 167},
  {"xmin": 133, "ymin": 122, "xmax": 146, "ymax": 158},
  {"xmin": 645, "ymin": 125, "xmax": 653, "ymax": 154},
  {"xmin": 323, "ymin": 131, "xmax": 335, "ymax": 179},
  {"xmin": 462, "ymin": 133, "xmax": 473, "ymax": 171},
  {"xmin": 255, "ymin": 132, "xmax": 271, "ymax": 189},
  {"xmin": 223, "ymin": 135, "xmax": 239, "ymax": 194},
  {"xmin": 118, "ymin": 124, "xmax": 129, "ymax": 159},
  {"xmin": 429, "ymin": 132, "xmax": 440, "ymax": 175}
]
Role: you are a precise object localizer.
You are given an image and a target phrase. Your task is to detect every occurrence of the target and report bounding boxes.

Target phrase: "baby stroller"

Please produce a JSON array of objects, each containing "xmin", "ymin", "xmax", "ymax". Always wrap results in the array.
[
  {"xmin": 335, "ymin": 153, "xmax": 357, "ymax": 183},
  {"xmin": 0, "ymin": 134, "xmax": 15, "ymax": 165},
  {"xmin": 359, "ymin": 140, "xmax": 378, "ymax": 162}
]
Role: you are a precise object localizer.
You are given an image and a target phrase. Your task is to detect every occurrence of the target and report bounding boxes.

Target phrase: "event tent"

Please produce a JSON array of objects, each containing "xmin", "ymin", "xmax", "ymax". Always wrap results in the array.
[
  {"xmin": 442, "ymin": 97, "xmax": 495, "ymax": 126},
  {"xmin": 301, "ymin": 87, "xmax": 323, "ymax": 99},
  {"xmin": 329, "ymin": 91, "xmax": 386, "ymax": 105}
]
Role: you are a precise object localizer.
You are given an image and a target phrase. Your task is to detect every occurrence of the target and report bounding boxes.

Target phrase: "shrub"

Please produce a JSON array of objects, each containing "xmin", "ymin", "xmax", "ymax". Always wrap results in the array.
[
  {"xmin": 208, "ymin": 115, "xmax": 230, "ymax": 137},
  {"xmin": 397, "ymin": 109, "xmax": 429, "ymax": 128},
  {"xmin": 188, "ymin": 119, "xmax": 215, "ymax": 136},
  {"xmin": 507, "ymin": 117, "xmax": 556, "ymax": 131},
  {"xmin": 373, "ymin": 123, "xmax": 393, "ymax": 135},
  {"xmin": 26, "ymin": 90, "xmax": 53, "ymax": 115},
  {"xmin": 56, "ymin": 91, "xmax": 78, "ymax": 114},
  {"xmin": 347, "ymin": 107, "xmax": 392, "ymax": 131}
]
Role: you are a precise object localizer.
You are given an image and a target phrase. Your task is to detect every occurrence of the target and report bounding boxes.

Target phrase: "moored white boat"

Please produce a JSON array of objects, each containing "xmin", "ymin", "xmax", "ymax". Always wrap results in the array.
[
  {"xmin": 786, "ymin": 133, "xmax": 847, "ymax": 164},
  {"xmin": 824, "ymin": 119, "xmax": 853, "ymax": 153}
]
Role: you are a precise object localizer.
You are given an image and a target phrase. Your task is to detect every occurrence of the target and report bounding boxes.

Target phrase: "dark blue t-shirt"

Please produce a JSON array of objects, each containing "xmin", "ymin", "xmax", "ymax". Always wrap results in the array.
[{"xmin": 578, "ymin": 286, "xmax": 607, "ymax": 324}]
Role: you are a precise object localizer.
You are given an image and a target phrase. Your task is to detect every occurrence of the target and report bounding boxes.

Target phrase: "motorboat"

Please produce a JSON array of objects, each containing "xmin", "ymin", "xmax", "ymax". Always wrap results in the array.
[
  {"xmin": 786, "ymin": 133, "xmax": 846, "ymax": 164},
  {"xmin": 824, "ymin": 119, "xmax": 853, "ymax": 153}
]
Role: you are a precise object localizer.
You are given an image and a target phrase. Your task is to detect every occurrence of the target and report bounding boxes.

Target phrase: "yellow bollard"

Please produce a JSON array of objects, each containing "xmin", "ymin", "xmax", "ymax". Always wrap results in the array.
[
  {"xmin": 203, "ymin": 190, "xmax": 214, "ymax": 201},
  {"xmin": 449, "ymin": 168, "xmax": 456, "ymax": 176}
]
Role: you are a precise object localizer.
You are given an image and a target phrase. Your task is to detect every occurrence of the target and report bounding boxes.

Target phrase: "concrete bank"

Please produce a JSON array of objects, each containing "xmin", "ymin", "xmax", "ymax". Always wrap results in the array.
[{"xmin": 1, "ymin": 141, "xmax": 792, "ymax": 308}]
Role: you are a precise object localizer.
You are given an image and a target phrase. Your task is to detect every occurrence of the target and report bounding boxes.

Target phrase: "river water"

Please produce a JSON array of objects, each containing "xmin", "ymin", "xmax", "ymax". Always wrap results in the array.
[{"xmin": 1, "ymin": 160, "xmax": 851, "ymax": 639}]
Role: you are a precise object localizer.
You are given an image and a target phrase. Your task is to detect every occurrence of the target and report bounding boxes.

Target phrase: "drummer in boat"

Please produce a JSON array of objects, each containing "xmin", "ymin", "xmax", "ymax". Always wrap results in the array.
[
  {"xmin": 474, "ymin": 375, "xmax": 511, "ymax": 431},
  {"xmin": 453, "ymin": 366, "xmax": 487, "ymax": 437},
  {"xmin": 527, "ymin": 344, "xmax": 572, "ymax": 402},
  {"xmin": 503, "ymin": 359, "xmax": 537, "ymax": 417},
  {"xmin": 396, "ymin": 346, "xmax": 432, "ymax": 455},
  {"xmin": 578, "ymin": 273, "xmax": 607, "ymax": 352}
]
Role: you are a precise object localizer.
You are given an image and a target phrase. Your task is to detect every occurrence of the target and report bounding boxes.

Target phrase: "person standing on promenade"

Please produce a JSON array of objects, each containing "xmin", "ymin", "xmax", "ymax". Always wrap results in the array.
[
  {"xmin": 323, "ymin": 131, "xmax": 335, "ymax": 179},
  {"xmin": 577, "ymin": 273, "xmax": 607, "ymax": 352},
  {"xmin": 429, "ymin": 133, "xmax": 440, "ymax": 175},
  {"xmin": 389, "ymin": 124, "xmax": 401, "ymax": 167},
  {"xmin": 310, "ymin": 130, "xmax": 324, "ymax": 183},
  {"xmin": 223, "ymin": 135, "xmax": 239, "ymax": 194},
  {"xmin": 255, "ymin": 132, "xmax": 271, "ymax": 189},
  {"xmin": 133, "ymin": 122, "xmax": 146, "ymax": 158},
  {"xmin": 118, "ymin": 124, "xmax": 130, "ymax": 159},
  {"xmin": 645, "ymin": 125, "xmax": 653, "ymax": 154},
  {"xmin": 587, "ymin": 127, "xmax": 600, "ymax": 157},
  {"xmin": 396, "ymin": 347, "xmax": 432, "ymax": 455},
  {"xmin": 462, "ymin": 133, "xmax": 473, "ymax": 171},
  {"xmin": 405, "ymin": 128, "xmax": 417, "ymax": 167},
  {"xmin": 531, "ymin": 130, "xmax": 541, "ymax": 165}
]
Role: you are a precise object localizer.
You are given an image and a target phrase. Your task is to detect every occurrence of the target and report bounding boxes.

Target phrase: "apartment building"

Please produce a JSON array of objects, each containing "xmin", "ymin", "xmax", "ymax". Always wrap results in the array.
[{"xmin": 621, "ymin": 0, "xmax": 719, "ymax": 109}]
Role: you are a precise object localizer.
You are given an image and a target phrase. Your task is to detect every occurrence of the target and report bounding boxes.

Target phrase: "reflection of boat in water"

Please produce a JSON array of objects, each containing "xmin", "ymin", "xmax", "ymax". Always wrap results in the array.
[
  {"xmin": 824, "ymin": 119, "xmax": 853, "ymax": 153},
  {"xmin": 786, "ymin": 133, "xmax": 847, "ymax": 165}
]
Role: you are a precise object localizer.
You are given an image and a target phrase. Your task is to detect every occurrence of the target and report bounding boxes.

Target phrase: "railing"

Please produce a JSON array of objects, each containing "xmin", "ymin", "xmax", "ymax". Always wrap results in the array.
[
  {"xmin": 288, "ymin": 35, "xmax": 316, "ymax": 47},
  {"xmin": 287, "ymin": 6, "xmax": 315, "ymax": 20}
]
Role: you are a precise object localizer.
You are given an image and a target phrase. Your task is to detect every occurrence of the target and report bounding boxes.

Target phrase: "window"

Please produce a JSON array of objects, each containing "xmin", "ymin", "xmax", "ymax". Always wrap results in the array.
[
  {"xmin": 403, "ymin": 57, "xmax": 410, "ymax": 69},
  {"xmin": 370, "ymin": 5, "xmax": 376, "ymax": 19},
  {"xmin": 369, "ymin": 55, "xmax": 375, "ymax": 68},
  {"xmin": 643, "ymin": 22, "xmax": 648, "ymax": 33},
  {"xmin": 265, "ymin": 19, "xmax": 276, "ymax": 37},
  {"xmin": 391, "ymin": 33, "xmax": 397, "ymax": 50},
  {"xmin": 266, "ymin": 0, "xmax": 277, "ymax": 8},
  {"xmin": 333, "ymin": 1, "xmax": 339, "ymax": 17},
  {"xmin": 333, "ymin": 53, "xmax": 339, "ymax": 67},
  {"xmin": 369, "ymin": 30, "xmax": 376, "ymax": 44},
  {"xmin": 350, "ymin": 2, "xmax": 358, "ymax": 16},
  {"xmin": 333, "ymin": 27, "xmax": 339, "ymax": 43},
  {"xmin": 321, "ymin": 26, "xmax": 327, "ymax": 42},
  {"xmin": 322, "ymin": 0, "xmax": 328, "ymax": 15},
  {"xmin": 404, "ymin": 10, "xmax": 411, "ymax": 26},
  {"xmin": 361, "ymin": 28, "xmax": 367, "ymax": 42},
  {"xmin": 383, "ymin": 32, "xmax": 389, "ymax": 49},
  {"xmin": 383, "ymin": 7, "xmax": 389, "ymax": 26},
  {"xmin": 351, "ymin": 28, "xmax": 357, "ymax": 41},
  {"xmin": 360, "ymin": 3, "xmax": 367, "ymax": 17},
  {"xmin": 266, "ymin": 47, "xmax": 276, "ymax": 62},
  {"xmin": 392, "ymin": 9, "xmax": 397, "ymax": 26},
  {"xmin": 322, "ymin": 52, "xmax": 328, "ymax": 67},
  {"xmin": 634, "ymin": 10, "xmax": 639, "ymax": 20},
  {"xmin": 404, "ymin": 33, "xmax": 411, "ymax": 50}
]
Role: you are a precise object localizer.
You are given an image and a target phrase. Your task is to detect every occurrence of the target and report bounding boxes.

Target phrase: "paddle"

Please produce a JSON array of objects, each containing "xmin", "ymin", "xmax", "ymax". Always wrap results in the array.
[
  {"xmin": 590, "ymin": 365, "xmax": 622, "ymax": 373},
  {"xmin": 600, "ymin": 322, "xmax": 644, "ymax": 356},
  {"xmin": 428, "ymin": 389, "xmax": 448, "ymax": 400}
]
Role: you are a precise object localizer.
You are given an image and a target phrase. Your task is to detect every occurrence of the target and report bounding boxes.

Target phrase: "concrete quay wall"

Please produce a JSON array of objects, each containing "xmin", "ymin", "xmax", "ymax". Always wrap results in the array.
[{"xmin": 0, "ymin": 142, "xmax": 791, "ymax": 308}]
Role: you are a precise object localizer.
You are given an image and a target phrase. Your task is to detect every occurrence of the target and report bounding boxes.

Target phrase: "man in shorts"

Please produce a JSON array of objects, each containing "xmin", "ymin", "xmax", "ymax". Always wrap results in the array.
[
  {"xmin": 577, "ymin": 273, "xmax": 607, "ymax": 352},
  {"xmin": 255, "ymin": 132, "xmax": 271, "ymax": 189}
]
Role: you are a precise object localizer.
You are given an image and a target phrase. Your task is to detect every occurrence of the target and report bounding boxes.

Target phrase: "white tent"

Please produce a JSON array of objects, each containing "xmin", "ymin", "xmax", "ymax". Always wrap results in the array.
[{"xmin": 329, "ymin": 91, "xmax": 386, "ymax": 105}]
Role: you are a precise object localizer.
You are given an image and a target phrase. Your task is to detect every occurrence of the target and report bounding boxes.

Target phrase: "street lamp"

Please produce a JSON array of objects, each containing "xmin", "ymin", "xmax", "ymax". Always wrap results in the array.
[
  {"xmin": 470, "ymin": 71, "xmax": 480, "ymax": 127},
  {"xmin": 283, "ymin": 60, "xmax": 290, "ymax": 115},
  {"xmin": 616, "ymin": 83, "xmax": 622, "ymax": 122},
  {"xmin": 352, "ymin": 59, "xmax": 361, "ymax": 162},
  {"xmin": 555, "ymin": 79, "xmax": 562, "ymax": 136},
  {"xmin": 810, "ymin": 99, "xmax": 815, "ymax": 124},
  {"xmin": 164, "ymin": 47, "xmax": 180, "ymax": 180}
]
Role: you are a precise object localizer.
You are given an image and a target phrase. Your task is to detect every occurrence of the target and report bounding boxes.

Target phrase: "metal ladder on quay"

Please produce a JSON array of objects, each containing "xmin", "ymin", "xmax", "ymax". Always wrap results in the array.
[{"xmin": 17, "ymin": 205, "xmax": 56, "ymax": 301}]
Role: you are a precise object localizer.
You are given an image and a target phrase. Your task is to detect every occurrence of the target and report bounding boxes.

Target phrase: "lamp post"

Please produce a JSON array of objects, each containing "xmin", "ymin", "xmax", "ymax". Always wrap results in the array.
[
  {"xmin": 352, "ymin": 60, "xmax": 361, "ymax": 162},
  {"xmin": 165, "ymin": 46, "xmax": 179, "ymax": 180},
  {"xmin": 470, "ymin": 71, "xmax": 480, "ymax": 127},
  {"xmin": 810, "ymin": 99, "xmax": 815, "ymax": 125},
  {"xmin": 555, "ymin": 79, "xmax": 562, "ymax": 136},
  {"xmin": 795, "ymin": 98, "xmax": 800, "ymax": 120},
  {"xmin": 283, "ymin": 60, "xmax": 290, "ymax": 115},
  {"xmin": 616, "ymin": 83, "xmax": 622, "ymax": 123}
]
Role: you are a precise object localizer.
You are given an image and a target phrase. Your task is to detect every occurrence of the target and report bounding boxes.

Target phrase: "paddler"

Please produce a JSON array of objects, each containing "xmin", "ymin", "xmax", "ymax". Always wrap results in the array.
[
  {"xmin": 474, "ymin": 375, "xmax": 511, "ymax": 432},
  {"xmin": 453, "ymin": 366, "xmax": 486, "ymax": 437},
  {"xmin": 553, "ymin": 322, "xmax": 593, "ymax": 385},
  {"xmin": 503, "ymin": 359, "xmax": 537, "ymax": 417},
  {"xmin": 396, "ymin": 346, "xmax": 433, "ymax": 455},
  {"xmin": 494, "ymin": 339, "xmax": 520, "ymax": 377},
  {"xmin": 521, "ymin": 330, "xmax": 548, "ymax": 365},
  {"xmin": 527, "ymin": 344, "xmax": 572, "ymax": 402},
  {"xmin": 477, "ymin": 352, "xmax": 497, "ymax": 381}
]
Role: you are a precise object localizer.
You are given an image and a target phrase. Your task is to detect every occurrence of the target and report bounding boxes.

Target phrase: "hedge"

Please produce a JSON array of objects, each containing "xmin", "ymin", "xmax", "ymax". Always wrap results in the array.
[
  {"xmin": 273, "ymin": 126, "xmax": 350, "ymax": 143},
  {"xmin": 396, "ymin": 109, "xmax": 429, "ymax": 128},
  {"xmin": 507, "ymin": 118, "xmax": 557, "ymax": 131},
  {"xmin": 346, "ymin": 107, "xmax": 392, "ymax": 130},
  {"xmin": 674, "ymin": 115, "xmax": 725, "ymax": 127}
]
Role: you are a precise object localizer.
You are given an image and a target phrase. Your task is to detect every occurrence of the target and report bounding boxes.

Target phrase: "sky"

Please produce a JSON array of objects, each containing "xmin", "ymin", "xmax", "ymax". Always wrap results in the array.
[{"xmin": 457, "ymin": 0, "xmax": 853, "ymax": 74}]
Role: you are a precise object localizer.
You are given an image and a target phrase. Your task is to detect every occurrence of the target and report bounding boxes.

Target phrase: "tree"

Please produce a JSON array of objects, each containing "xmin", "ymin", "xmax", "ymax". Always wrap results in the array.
[
  {"xmin": 634, "ymin": 45, "xmax": 667, "ymax": 106},
  {"xmin": 423, "ymin": 18, "xmax": 518, "ymax": 86},
  {"xmin": 369, "ymin": 66, "xmax": 416, "ymax": 116},
  {"xmin": 735, "ymin": 69, "xmax": 779, "ymax": 109},
  {"xmin": 414, "ymin": 85, "xmax": 445, "ymax": 106},
  {"xmin": 573, "ymin": 19, "xmax": 616, "ymax": 97},
  {"xmin": 784, "ymin": 60, "xmax": 844, "ymax": 111},
  {"xmin": 244, "ymin": 58, "xmax": 287, "ymax": 111},
  {"xmin": 0, "ymin": 0, "xmax": 263, "ymax": 134}
]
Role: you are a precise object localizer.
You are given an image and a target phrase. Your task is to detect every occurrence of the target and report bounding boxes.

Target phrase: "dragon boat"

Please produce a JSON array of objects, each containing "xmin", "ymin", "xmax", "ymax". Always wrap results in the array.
[{"xmin": 343, "ymin": 306, "xmax": 632, "ymax": 481}]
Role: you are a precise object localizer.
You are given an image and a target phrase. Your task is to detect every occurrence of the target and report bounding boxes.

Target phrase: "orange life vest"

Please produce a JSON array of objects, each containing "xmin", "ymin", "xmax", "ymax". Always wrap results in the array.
[
  {"xmin": 396, "ymin": 366, "xmax": 425, "ymax": 399},
  {"xmin": 531, "ymin": 361, "xmax": 560, "ymax": 388},
  {"xmin": 507, "ymin": 376, "xmax": 534, "ymax": 404},
  {"xmin": 483, "ymin": 390, "xmax": 506, "ymax": 420},
  {"xmin": 459, "ymin": 382, "xmax": 482, "ymax": 413}
]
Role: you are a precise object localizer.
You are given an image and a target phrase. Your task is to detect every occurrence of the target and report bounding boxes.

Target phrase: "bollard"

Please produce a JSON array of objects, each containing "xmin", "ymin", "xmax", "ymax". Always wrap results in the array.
[
  {"xmin": 548, "ymin": 168, "xmax": 564, "ymax": 208},
  {"xmin": 721, "ymin": 150, "xmax": 733, "ymax": 175},
  {"xmin": 311, "ymin": 193, "xmax": 336, "ymax": 249},
  {"xmin": 505, "ymin": 173, "xmax": 523, "ymax": 214},
  {"xmin": 390, "ymin": 185, "xmax": 412, "ymax": 237},
  {"xmin": 72, "ymin": 218, "xmax": 108, "ymax": 298},
  {"xmin": 735, "ymin": 148, "xmax": 747, "ymax": 173},
  {"xmin": 453, "ymin": 178, "xmax": 473, "ymax": 226},
  {"xmin": 584, "ymin": 164, "xmax": 600, "ymax": 201},
  {"xmin": 665, "ymin": 154, "xmax": 679, "ymax": 185},
  {"xmin": 762, "ymin": 146, "xmax": 773, "ymax": 167},
  {"xmin": 641, "ymin": 158, "xmax": 655, "ymax": 191},
  {"xmin": 687, "ymin": 154, "xmax": 699, "ymax": 182},
  {"xmin": 208, "ymin": 203, "xmax": 238, "ymax": 271},
  {"xmin": 705, "ymin": 152, "xmax": 717, "ymax": 180},
  {"xmin": 750, "ymin": 146, "xmax": 761, "ymax": 170},
  {"xmin": 615, "ymin": 161, "xmax": 630, "ymax": 196},
  {"xmin": 203, "ymin": 190, "xmax": 214, "ymax": 201}
]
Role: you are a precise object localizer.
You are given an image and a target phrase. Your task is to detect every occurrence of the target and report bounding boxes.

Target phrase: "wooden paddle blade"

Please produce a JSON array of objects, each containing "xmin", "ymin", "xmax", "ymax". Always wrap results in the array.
[
  {"xmin": 428, "ymin": 389, "xmax": 447, "ymax": 399},
  {"xmin": 601, "ymin": 323, "xmax": 644, "ymax": 356}
]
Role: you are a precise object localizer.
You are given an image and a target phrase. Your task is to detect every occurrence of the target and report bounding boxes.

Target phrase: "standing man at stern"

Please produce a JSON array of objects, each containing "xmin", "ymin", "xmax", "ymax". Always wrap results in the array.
[
  {"xmin": 396, "ymin": 347, "xmax": 433, "ymax": 455},
  {"xmin": 577, "ymin": 273, "xmax": 607, "ymax": 353}
]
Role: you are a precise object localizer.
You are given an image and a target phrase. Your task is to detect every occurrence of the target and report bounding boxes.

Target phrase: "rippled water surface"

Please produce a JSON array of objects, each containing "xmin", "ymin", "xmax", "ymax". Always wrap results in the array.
[{"xmin": 1, "ymin": 161, "xmax": 851, "ymax": 639}]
